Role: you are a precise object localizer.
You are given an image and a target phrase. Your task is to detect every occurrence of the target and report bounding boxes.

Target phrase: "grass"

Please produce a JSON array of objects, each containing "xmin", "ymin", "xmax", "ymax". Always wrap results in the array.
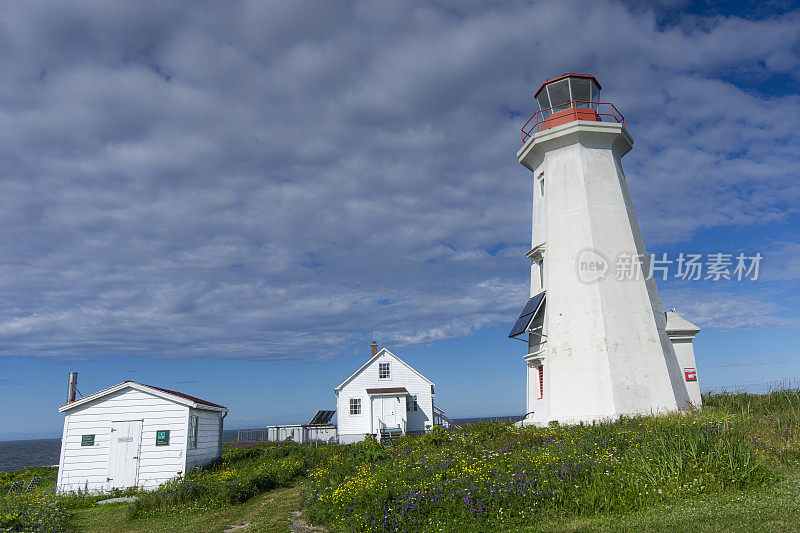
[
  {"xmin": 0, "ymin": 467, "xmax": 58, "ymax": 495},
  {"xmin": 124, "ymin": 442, "xmax": 311, "ymax": 517},
  {"xmin": 0, "ymin": 443, "xmax": 314, "ymax": 532},
  {"xmin": 536, "ymin": 460, "xmax": 800, "ymax": 532},
  {"xmin": 70, "ymin": 484, "xmax": 305, "ymax": 533},
  {"xmin": 299, "ymin": 388, "xmax": 800, "ymax": 531},
  {"xmin": 64, "ymin": 465, "xmax": 800, "ymax": 533},
  {"xmin": 2, "ymin": 389, "xmax": 800, "ymax": 532},
  {"xmin": 0, "ymin": 466, "xmax": 126, "ymax": 532},
  {"xmin": 302, "ymin": 414, "xmax": 771, "ymax": 530}
]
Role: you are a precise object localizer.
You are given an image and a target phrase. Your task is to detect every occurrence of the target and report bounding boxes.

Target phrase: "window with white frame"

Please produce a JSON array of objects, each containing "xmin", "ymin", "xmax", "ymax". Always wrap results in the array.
[
  {"xmin": 406, "ymin": 395, "xmax": 418, "ymax": 412},
  {"xmin": 378, "ymin": 362, "xmax": 390, "ymax": 379},
  {"xmin": 537, "ymin": 172, "xmax": 545, "ymax": 197},
  {"xmin": 349, "ymin": 398, "xmax": 361, "ymax": 415},
  {"xmin": 188, "ymin": 415, "xmax": 199, "ymax": 449}
]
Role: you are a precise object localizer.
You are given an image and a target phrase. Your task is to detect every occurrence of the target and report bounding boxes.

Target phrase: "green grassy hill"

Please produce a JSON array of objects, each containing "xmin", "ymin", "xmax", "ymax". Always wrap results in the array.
[{"xmin": 4, "ymin": 390, "xmax": 800, "ymax": 532}]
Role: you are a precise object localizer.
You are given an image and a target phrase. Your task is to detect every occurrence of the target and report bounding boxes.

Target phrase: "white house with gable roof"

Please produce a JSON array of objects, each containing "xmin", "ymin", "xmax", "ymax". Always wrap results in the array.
[
  {"xmin": 56, "ymin": 380, "xmax": 227, "ymax": 493},
  {"xmin": 335, "ymin": 343, "xmax": 447, "ymax": 443}
]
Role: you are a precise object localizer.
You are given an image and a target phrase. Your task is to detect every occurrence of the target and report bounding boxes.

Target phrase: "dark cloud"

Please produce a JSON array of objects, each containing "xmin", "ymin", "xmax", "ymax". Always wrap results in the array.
[{"xmin": 0, "ymin": 0, "xmax": 798, "ymax": 360}]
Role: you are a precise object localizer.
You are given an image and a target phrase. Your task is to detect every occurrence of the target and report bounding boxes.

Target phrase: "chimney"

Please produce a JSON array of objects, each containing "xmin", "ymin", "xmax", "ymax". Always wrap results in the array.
[
  {"xmin": 370, "ymin": 341, "xmax": 378, "ymax": 357},
  {"xmin": 67, "ymin": 372, "xmax": 78, "ymax": 403}
]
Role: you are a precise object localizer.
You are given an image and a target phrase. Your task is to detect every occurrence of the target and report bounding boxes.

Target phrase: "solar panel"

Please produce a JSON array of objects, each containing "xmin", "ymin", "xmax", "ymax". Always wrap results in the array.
[
  {"xmin": 508, "ymin": 314, "xmax": 534, "ymax": 338},
  {"xmin": 519, "ymin": 294, "xmax": 543, "ymax": 317},
  {"xmin": 508, "ymin": 291, "xmax": 546, "ymax": 339},
  {"xmin": 308, "ymin": 410, "xmax": 335, "ymax": 426}
]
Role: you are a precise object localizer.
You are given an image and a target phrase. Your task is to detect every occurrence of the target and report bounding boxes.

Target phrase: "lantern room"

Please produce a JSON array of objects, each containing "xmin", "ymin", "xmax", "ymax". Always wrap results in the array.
[
  {"xmin": 535, "ymin": 74, "xmax": 601, "ymax": 112},
  {"xmin": 535, "ymin": 73, "xmax": 601, "ymax": 128},
  {"xmin": 521, "ymin": 74, "xmax": 624, "ymax": 142}
]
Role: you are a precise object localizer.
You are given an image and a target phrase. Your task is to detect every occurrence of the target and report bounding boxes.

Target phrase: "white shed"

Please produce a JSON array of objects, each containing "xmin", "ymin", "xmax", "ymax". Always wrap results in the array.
[
  {"xmin": 56, "ymin": 381, "xmax": 227, "ymax": 493},
  {"xmin": 335, "ymin": 344, "xmax": 440, "ymax": 443}
]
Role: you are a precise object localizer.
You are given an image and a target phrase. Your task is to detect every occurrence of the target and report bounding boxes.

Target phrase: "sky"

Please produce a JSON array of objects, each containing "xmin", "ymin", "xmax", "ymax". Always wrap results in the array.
[{"xmin": 0, "ymin": 0, "xmax": 799, "ymax": 440}]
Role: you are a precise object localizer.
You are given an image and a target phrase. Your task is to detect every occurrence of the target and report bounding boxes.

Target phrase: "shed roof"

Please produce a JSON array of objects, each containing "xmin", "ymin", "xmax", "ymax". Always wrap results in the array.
[
  {"xmin": 59, "ymin": 381, "xmax": 227, "ymax": 413},
  {"xmin": 142, "ymin": 383, "xmax": 227, "ymax": 409}
]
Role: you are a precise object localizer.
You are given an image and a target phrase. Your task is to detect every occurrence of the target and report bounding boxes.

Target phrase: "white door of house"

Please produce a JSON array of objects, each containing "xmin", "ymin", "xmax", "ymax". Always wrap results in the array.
[
  {"xmin": 108, "ymin": 420, "xmax": 142, "ymax": 489},
  {"xmin": 381, "ymin": 397, "xmax": 398, "ymax": 429}
]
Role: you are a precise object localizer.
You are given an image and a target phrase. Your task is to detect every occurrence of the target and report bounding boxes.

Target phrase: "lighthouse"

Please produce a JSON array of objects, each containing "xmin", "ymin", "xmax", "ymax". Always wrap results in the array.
[{"xmin": 510, "ymin": 74, "xmax": 701, "ymax": 426}]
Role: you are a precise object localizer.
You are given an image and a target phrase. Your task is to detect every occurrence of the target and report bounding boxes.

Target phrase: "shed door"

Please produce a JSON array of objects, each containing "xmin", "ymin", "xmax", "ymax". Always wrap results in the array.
[{"xmin": 108, "ymin": 420, "xmax": 142, "ymax": 489}]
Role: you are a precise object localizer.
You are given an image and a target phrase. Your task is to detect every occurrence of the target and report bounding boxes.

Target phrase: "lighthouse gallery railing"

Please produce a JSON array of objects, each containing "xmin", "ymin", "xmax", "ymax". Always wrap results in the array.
[{"xmin": 521, "ymin": 100, "xmax": 625, "ymax": 143}]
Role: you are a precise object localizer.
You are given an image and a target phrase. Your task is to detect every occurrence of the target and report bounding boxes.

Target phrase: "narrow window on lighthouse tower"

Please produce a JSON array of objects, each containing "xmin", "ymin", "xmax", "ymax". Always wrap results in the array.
[
  {"xmin": 538, "ymin": 174, "xmax": 545, "ymax": 197},
  {"xmin": 536, "ymin": 257, "xmax": 544, "ymax": 290},
  {"xmin": 538, "ymin": 365, "xmax": 544, "ymax": 399}
]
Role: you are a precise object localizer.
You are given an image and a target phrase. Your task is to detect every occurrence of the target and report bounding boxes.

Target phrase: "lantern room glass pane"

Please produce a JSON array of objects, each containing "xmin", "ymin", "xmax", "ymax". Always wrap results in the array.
[
  {"xmin": 590, "ymin": 80, "xmax": 601, "ymax": 109},
  {"xmin": 536, "ymin": 93, "xmax": 551, "ymax": 118},
  {"xmin": 546, "ymin": 79, "xmax": 571, "ymax": 111},
  {"xmin": 571, "ymin": 78, "xmax": 591, "ymax": 108}
]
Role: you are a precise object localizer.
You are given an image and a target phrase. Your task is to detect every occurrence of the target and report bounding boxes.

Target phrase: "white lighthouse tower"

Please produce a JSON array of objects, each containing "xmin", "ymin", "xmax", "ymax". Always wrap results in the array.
[{"xmin": 510, "ymin": 74, "xmax": 701, "ymax": 426}]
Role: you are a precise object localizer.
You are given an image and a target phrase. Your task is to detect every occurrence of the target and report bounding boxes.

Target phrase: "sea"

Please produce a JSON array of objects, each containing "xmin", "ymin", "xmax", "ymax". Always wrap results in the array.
[
  {"xmin": 0, "ymin": 431, "xmax": 240, "ymax": 472},
  {"xmin": 1, "ymin": 419, "xmax": 519, "ymax": 472},
  {"xmin": 0, "ymin": 438, "xmax": 62, "ymax": 472}
]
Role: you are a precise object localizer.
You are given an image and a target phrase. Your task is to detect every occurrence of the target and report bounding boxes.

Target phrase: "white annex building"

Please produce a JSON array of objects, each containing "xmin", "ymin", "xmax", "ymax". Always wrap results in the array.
[
  {"xmin": 510, "ymin": 74, "xmax": 702, "ymax": 426},
  {"xmin": 335, "ymin": 343, "xmax": 450, "ymax": 443},
  {"xmin": 56, "ymin": 379, "xmax": 227, "ymax": 492}
]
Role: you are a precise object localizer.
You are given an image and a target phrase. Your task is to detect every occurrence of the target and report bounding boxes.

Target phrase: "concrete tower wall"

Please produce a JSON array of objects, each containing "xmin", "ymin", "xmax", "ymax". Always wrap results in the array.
[{"xmin": 517, "ymin": 120, "xmax": 689, "ymax": 425}]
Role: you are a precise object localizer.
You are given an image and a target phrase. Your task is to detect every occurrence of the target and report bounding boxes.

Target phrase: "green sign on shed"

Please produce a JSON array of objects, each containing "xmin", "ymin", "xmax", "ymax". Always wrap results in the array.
[{"xmin": 155, "ymin": 429, "xmax": 170, "ymax": 446}]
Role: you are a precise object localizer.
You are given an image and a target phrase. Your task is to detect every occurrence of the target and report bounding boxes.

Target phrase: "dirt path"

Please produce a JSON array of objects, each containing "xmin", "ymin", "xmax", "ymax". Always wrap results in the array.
[
  {"xmin": 227, "ymin": 483, "xmax": 326, "ymax": 533},
  {"xmin": 289, "ymin": 510, "xmax": 325, "ymax": 532},
  {"xmin": 73, "ymin": 481, "xmax": 321, "ymax": 533}
]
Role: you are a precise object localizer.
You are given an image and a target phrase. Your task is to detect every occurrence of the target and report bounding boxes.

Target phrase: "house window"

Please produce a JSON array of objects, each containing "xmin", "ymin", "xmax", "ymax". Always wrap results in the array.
[
  {"xmin": 378, "ymin": 362, "xmax": 390, "ymax": 379},
  {"xmin": 349, "ymin": 398, "xmax": 361, "ymax": 415},
  {"xmin": 538, "ymin": 365, "xmax": 544, "ymax": 399},
  {"xmin": 406, "ymin": 396, "xmax": 418, "ymax": 412},
  {"xmin": 188, "ymin": 416, "xmax": 199, "ymax": 449}
]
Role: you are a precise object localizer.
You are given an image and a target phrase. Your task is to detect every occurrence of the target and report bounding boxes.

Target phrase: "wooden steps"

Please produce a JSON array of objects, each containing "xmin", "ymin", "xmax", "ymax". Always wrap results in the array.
[{"xmin": 379, "ymin": 427, "xmax": 403, "ymax": 440}]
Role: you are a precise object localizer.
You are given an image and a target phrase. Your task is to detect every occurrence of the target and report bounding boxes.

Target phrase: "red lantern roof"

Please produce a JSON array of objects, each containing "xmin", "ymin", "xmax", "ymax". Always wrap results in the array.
[{"xmin": 533, "ymin": 73, "xmax": 601, "ymax": 99}]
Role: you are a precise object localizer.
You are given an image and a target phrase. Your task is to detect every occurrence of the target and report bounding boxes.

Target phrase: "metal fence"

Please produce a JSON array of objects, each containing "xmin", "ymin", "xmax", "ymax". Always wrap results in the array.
[{"xmin": 236, "ymin": 425, "xmax": 337, "ymax": 444}]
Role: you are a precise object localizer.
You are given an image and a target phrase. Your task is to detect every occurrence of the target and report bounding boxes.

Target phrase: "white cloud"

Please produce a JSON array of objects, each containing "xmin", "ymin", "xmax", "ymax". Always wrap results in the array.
[
  {"xmin": 0, "ymin": 0, "xmax": 797, "ymax": 360},
  {"xmin": 661, "ymin": 286, "xmax": 796, "ymax": 330}
]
